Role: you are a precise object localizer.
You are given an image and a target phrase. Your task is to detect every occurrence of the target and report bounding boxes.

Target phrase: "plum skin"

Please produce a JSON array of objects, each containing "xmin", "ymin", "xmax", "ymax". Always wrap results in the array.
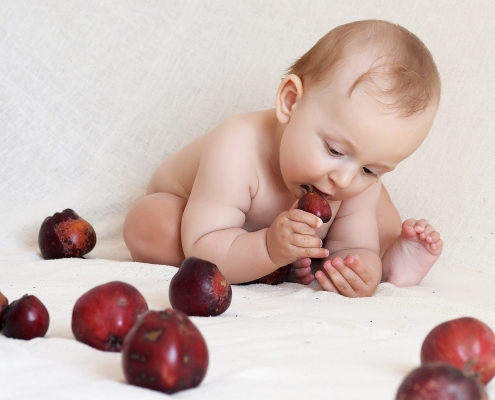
[
  {"xmin": 169, "ymin": 257, "xmax": 232, "ymax": 317},
  {"xmin": 122, "ymin": 309, "xmax": 209, "ymax": 394},
  {"xmin": 420, "ymin": 317, "xmax": 495, "ymax": 384},
  {"xmin": 242, "ymin": 264, "xmax": 292, "ymax": 285},
  {"xmin": 297, "ymin": 186, "xmax": 332, "ymax": 223},
  {"xmin": 396, "ymin": 362, "xmax": 487, "ymax": 400},
  {"xmin": 2, "ymin": 295, "xmax": 50, "ymax": 340},
  {"xmin": 38, "ymin": 208, "xmax": 96, "ymax": 259},
  {"xmin": 71, "ymin": 281, "xmax": 148, "ymax": 352},
  {"xmin": 0, "ymin": 292, "xmax": 8, "ymax": 331}
]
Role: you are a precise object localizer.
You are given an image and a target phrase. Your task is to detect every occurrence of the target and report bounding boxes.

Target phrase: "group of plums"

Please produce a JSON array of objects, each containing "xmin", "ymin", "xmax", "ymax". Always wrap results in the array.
[
  {"xmin": 72, "ymin": 280, "xmax": 209, "ymax": 393},
  {"xmin": 396, "ymin": 317, "xmax": 495, "ymax": 399},
  {"xmin": 0, "ymin": 280, "xmax": 210, "ymax": 394},
  {"xmin": 3, "ymin": 189, "xmax": 492, "ymax": 397},
  {"xmin": 33, "ymin": 209, "xmax": 232, "ymax": 393}
]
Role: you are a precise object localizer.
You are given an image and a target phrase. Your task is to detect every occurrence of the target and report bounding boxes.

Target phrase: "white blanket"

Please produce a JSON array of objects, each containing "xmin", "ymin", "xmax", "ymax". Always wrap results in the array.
[{"xmin": 2, "ymin": 1, "xmax": 495, "ymax": 399}]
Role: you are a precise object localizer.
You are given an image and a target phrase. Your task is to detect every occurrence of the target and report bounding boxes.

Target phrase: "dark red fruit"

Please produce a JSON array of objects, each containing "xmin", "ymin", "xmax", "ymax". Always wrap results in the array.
[
  {"xmin": 395, "ymin": 363, "xmax": 487, "ymax": 400},
  {"xmin": 72, "ymin": 281, "xmax": 148, "ymax": 352},
  {"xmin": 38, "ymin": 208, "xmax": 97, "ymax": 259},
  {"xmin": 243, "ymin": 264, "xmax": 292, "ymax": 285},
  {"xmin": 169, "ymin": 257, "xmax": 232, "ymax": 317},
  {"xmin": 122, "ymin": 309, "xmax": 209, "ymax": 394},
  {"xmin": 298, "ymin": 185, "xmax": 331, "ymax": 223},
  {"xmin": 420, "ymin": 317, "xmax": 495, "ymax": 384},
  {"xmin": 2, "ymin": 295, "xmax": 50, "ymax": 340},
  {"xmin": 0, "ymin": 292, "xmax": 8, "ymax": 331}
]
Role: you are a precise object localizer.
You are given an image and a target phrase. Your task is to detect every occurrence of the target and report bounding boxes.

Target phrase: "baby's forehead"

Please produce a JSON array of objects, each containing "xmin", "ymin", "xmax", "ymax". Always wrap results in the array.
[
  {"xmin": 312, "ymin": 49, "xmax": 391, "ymax": 99},
  {"xmin": 325, "ymin": 52, "xmax": 435, "ymax": 118},
  {"xmin": 336, "ymin": 46, "xmax": 394, "ymax": 86}
]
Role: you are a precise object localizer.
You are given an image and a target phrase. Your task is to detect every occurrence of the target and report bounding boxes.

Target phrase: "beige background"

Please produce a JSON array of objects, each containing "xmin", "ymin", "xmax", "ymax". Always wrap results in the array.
[{"xmin": 1, "ymin": 1, "xmax": 495, "ymax": 399}]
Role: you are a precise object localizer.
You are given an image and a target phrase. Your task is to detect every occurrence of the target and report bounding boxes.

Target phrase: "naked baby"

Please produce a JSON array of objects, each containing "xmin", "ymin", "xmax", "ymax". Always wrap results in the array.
[{"xmin": 123, "ymin": 19, "xmax": 443, "ymax": 297}]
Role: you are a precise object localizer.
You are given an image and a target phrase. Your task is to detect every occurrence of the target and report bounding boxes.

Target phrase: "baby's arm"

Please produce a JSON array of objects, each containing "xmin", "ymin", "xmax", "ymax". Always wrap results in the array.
[
  {"xmin": 316, "ymin": 181, "xmax": 383, "ymax": 297},
  {"xmin": 181, "ymin": 133, "xmax": 328, "ymax": 284}
]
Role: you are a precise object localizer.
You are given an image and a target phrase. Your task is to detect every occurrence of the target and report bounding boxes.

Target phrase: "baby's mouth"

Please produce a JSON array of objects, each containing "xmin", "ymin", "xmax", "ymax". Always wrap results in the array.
[{"xmin": 304, "ymin": 185, "xmax": 332, "ymax": 200}]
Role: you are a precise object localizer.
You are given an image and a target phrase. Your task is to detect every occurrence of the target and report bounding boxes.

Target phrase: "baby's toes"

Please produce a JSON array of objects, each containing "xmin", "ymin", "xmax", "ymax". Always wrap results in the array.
[
  {"xmin": 422, "ymin": 222, "xmax": 437, "ymax": 236},
  {"xmin": 425, "ymin": 227, "xmax": 439, "ymax": 241},
  {"xmin": 426, "ymin": 230, "xmax": 441, "ymax": 245},
  {"xmin": 428, "ymin": 237, "xmax": 444, "ymax": 253},
  {"xmin": 402, "ymin": 219, "xmax": 421, "ymax": 239},
  {"xmin": 413, "ymin": 219, "xmax": 430, "ymax": 233}
]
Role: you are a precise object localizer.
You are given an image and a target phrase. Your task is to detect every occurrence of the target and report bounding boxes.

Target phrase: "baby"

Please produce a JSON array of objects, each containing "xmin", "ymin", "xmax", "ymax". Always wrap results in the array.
[{"xmin": 123, "ymin": 20, "xmax": 443, "ymax": 297}]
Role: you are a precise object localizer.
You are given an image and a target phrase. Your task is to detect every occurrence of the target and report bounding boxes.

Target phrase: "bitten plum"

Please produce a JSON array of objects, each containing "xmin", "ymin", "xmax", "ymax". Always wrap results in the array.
[
  {"xmin": 298, "ymin": 185, "xmax": 332, "ymax": 223},
  {"xmin": 38, "ymin": 208, "xmax": 96, "ymax": 259}
]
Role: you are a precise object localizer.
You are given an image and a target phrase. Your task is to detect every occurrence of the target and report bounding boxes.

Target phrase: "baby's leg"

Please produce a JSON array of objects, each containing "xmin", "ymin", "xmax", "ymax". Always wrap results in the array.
[
  {"xmin": 123, "ymin": 193, "xmax": 186, "ymax": 267},
  {"xmin": 377, "ymin": 186, "xmax": 443, "ymax": 287}
]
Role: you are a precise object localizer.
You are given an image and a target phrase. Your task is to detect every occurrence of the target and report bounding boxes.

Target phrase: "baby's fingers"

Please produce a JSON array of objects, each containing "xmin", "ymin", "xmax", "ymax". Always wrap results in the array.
[
  {"xmin": 290, "ymin": 234, "xmax": 328, "ymax": 259},
  {"xmin": 320, "ymin": 255, "xmax": 376, "ymax": 297},
  {"xmin": 290, "ymin": 232, "xmax": 322, "ymax": 249},
  {"xmin": 321, "ymin": 259, "xmax": 360, "ymax": 297},
  {"xmin": 287, "ymin": 209, "xmax": 323, "ymax": 229},
  {"xmin": 292, "ymin": 261, "xmax": 310, "ymax": 278},
  {"xmin": 292, "ymin": 257, "xmax": 312, "ymax": 270},
  {"xmin": 289, "ymin": 258, "xmax": 314, "ymax": 285},
  {"xmin": 314, "ymin": 270, "xmax": 339, "ymax": 294},
  {"xmin": 343, "ymin": 255, "xmax": 375, "ymax": 285}
]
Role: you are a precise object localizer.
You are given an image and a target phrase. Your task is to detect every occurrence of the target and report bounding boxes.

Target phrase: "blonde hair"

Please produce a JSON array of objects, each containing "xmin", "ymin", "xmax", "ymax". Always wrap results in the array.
[{"xmin": 287, "ymin": 20, "xmax": 441, "ymax": 117}]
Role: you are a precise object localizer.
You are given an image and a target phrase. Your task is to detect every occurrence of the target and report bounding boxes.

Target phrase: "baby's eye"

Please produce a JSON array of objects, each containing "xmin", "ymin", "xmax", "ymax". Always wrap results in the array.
[
  {"xmin": 363, "ymin": 167, "xmax": 377, "ymax": 176},
  {"xmin": 328, "ymin": 147, "xmax": 343, "ymax": 156}
]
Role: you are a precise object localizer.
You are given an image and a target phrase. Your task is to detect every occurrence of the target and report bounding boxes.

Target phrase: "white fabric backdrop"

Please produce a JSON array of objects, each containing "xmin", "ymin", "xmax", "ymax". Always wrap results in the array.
[{"xmin": 1, "ymin": 1, "xmax": 495, "ymax": 399}]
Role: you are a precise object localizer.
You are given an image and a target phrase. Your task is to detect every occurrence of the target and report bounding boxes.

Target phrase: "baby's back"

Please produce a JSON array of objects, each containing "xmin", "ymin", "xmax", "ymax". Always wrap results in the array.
[{"xmin": 147, "ymin": 110, "xmax": 276, "ymax": 202}]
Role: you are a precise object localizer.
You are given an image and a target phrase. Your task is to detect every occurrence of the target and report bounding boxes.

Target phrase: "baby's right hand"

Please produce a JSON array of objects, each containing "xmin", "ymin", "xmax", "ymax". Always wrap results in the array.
[
  {"xmin": 289, "ymin": 257, "xmax": 315, "ymax": 285},
  {"xmin": 266, "ymin": 208, "xmax": 329, "ymax": 267}
]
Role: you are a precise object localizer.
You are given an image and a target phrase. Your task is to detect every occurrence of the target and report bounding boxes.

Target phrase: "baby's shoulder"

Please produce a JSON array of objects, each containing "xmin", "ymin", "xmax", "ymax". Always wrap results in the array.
[
  {"xmin": 212, "ymin": 109, "xmax": 274, "ymax": 140},
  {"xmin": 337, "ymin": 180, "xmax": 383, "ymax": 217},
  {"xmin": 203, "ymin": 109, "xmax": 276, "ymax": 157}
]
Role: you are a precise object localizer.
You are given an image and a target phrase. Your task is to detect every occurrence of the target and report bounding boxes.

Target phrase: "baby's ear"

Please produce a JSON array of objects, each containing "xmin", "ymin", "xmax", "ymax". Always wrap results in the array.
[{"xmin": 275, "ymin": 74, "xmax": 303, "ymax": 124}]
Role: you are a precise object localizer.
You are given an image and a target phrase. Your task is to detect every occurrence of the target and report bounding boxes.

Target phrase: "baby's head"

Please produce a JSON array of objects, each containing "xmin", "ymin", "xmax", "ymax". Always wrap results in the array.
[
  {"xmin": 276, "ymin": 20, "xmax": 441, "ymax": 201},
  {"xmin": 287, "ymin": 19, "xmax": 440, "ymax": 117}
]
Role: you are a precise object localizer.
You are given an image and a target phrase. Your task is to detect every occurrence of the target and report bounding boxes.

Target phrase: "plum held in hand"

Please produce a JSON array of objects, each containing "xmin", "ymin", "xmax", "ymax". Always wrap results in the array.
[
  {"xmin": 2, "ymin": 295, "xmax": 50, "ymax": 340},
  {"xmin": 38, "ymin": 208, "xmax": 97, "ymax": 259},
  {"xmin": 122, "ymin": 309, "xmax": 209, "ymax": 394},
  {"xmin": 420, "ymin": 317, "xmax": 495, "ymax": 384},
  {"xmin": 71, "ymin": 281, "xmax": 148, "ymax": 352},
  {"xmin": 243, "ymin": 264, "xmax": 292, "ymax": 285},
  {"xmin": 395, "ymin": 363, "xmax": 487, "ymax": 400},
  {"xmin": 0, "ymin": 292, "xmax": 8, "ymax": 331},
  {"xmin": 298, "ymin": 185, "xmax": 331, "ymax": 223},
  {"xmin": 169, "ymin": 257, "xmax": 232, "ymax": 317}
]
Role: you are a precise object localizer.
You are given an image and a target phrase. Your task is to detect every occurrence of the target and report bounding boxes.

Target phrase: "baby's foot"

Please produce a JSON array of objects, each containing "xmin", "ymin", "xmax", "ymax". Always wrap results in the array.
[
  {"xmin": 382, "ymin": 219, "xmax": 443, "ymax": 287},
  {"xmin": 288, "ymin": 257, "xmax": 315, "ymax": 285}
]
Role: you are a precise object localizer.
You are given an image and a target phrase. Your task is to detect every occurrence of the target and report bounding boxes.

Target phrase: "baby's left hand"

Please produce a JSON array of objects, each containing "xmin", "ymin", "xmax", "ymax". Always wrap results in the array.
[
  {"xmin": 315, "ymin": 254, "xmax": 378, "ymax": 297},
  {"xmin": 288, "ymin": 257, "xmax": 315, "ymax": 285}
]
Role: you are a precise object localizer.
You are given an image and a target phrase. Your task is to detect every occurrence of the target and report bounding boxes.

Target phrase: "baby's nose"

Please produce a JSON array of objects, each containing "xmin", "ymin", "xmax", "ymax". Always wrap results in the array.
[{"xmin": 330, "ymin": 167, "xmax": 356, "ymax": 189}]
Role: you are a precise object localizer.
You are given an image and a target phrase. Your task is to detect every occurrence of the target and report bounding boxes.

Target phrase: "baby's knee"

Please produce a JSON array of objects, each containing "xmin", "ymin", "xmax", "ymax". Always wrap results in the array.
[
  {"xmin": 123, "ymin": 201, "xmax": 152, "ymax": 261},
  {"xmin": 123, "ymin": 194, "xmax": 186, "ymax": 265}
]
